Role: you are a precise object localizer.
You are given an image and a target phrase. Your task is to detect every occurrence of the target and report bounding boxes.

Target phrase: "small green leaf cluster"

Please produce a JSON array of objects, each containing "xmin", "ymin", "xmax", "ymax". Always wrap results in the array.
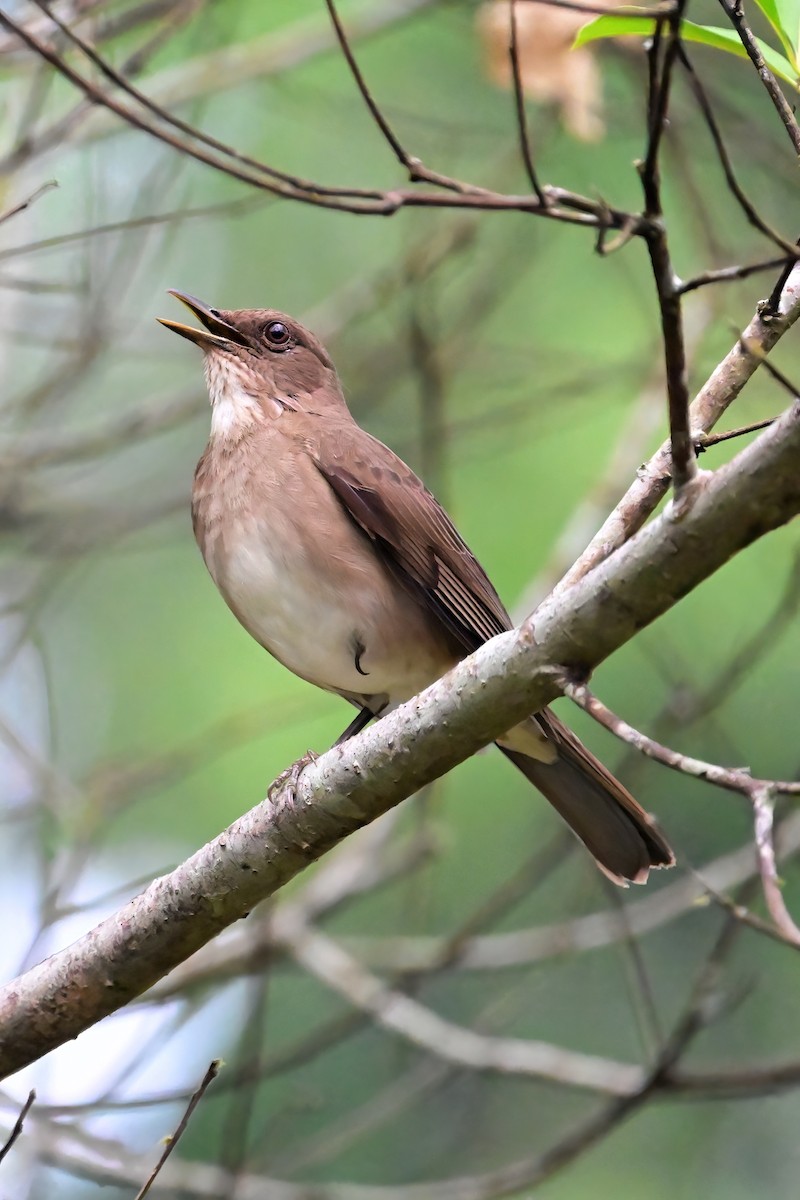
[{"xmin": 576, "ymin": 0, "xmax": 800, "ymax": 89}]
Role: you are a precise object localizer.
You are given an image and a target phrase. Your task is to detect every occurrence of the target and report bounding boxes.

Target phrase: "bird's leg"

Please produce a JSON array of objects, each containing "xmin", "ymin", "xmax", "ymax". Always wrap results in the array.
[
  {"xmin": 334, "ymin": 701, "xmax": 390, "ymax": 746},
  {"xmin": 334, "ymin": 706, "xmax": 375, "ymax": 746},
  {"xmin": 270, "ymin": 703, "xmax": 387, "ymax": 805}
]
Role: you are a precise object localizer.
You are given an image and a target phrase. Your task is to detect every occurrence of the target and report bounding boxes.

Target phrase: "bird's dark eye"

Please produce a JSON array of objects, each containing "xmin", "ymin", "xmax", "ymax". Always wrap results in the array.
[{"xmin": 264, "ymin": 320, "xmax": 291, "ymax": 349}]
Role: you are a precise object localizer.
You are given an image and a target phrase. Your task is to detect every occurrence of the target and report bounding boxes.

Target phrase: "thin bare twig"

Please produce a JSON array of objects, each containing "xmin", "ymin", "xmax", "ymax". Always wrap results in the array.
[
  {"xmin": 324, "ymin": 0, "xmax": 411, "ymax": 170},
  {"xmin": 508, "ymin": 0, "xmax": 548, "ymax": 204},
  {"xmin": 0, "ymin": 180, "xmax": 57, "ymax": 226},
  {"xmin": 677, "ymin": 45, "xmax": 798, "ymax": 257},
  {"xmin": 0, "ymin": 192, "xmax": 267, "ymax": 265},
  {"xmin": 133, "ymin": 1061, "xmax": 220, "ymax": 1200},
  {"xmin": 752, "ymin": 345, "xmax": 800, "ymax": 400},
  {"xmin": 717, "ymin": 0, "xmax": 800, "ymax": 154},
  {"xmin": 655, "ymin": 902, "xmax": 748, "ymax": 1085},
  {"xmin": 698, "ymin": 876, "xmax": 799, "ymax": 948},
  {"xmin": 695, "ymin": 416, "xmax": 776, "ymax": 451},
  {"xmin": 677, "ymin": 254, "xmax": 796, "ymax": 296},
  {"xmin": 638, "ymin": 1, "xmax": 696, "ymax": 495},
  {"xmin": 0, "ymin": 1090, "xmax": 36, "ymax": 1164}
]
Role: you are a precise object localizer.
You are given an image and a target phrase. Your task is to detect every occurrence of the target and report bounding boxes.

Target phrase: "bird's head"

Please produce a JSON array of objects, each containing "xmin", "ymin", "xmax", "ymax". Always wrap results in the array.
[{"xmin": 158, "ymin": 290, "xmax": 348, "ymax": 437}]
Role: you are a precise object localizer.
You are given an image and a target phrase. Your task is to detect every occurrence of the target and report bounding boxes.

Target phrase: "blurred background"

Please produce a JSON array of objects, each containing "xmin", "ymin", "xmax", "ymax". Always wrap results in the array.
[{"xmin": 1, "ymin": 0, "xmax": 799, "ymax": 1196}]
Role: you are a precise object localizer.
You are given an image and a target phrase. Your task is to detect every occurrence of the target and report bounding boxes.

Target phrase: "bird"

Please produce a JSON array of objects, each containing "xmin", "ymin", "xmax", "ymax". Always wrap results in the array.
[{"xmin": 158, "ymin": 290, "xmax": 674, "ymax": 885}]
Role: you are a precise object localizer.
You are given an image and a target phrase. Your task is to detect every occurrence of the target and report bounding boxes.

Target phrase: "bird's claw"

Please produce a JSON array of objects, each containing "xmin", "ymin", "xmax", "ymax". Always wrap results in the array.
[{"xmin": 268, "ymin": 750, "xmax": 319, "ymax": 803}]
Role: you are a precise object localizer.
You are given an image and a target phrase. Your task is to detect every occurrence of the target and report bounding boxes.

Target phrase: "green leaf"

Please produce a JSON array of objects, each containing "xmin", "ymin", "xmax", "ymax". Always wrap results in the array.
[
  {"xmin": 754, "ymin": 0, "xmax": 800, "ymax": 66},
  {"xmin": 574, "ymin": 14, "xmax": 659, "ymax": 45},
  {"xmin": 575, "ymin": 15, "xmax": 800, "ymax": 87}
]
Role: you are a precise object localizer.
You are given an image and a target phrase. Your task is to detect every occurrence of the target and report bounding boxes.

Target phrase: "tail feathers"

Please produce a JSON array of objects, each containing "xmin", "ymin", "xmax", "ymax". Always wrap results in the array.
[{"xmin": 500, "ymin": 715, "xmax": 674, "ymax": 886}]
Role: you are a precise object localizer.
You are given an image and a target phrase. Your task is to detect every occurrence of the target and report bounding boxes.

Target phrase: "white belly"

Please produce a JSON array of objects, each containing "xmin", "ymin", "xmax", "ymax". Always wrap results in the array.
[{"xmin": 208, "ymin": 518, "xmax": 441, "ymax": 701}]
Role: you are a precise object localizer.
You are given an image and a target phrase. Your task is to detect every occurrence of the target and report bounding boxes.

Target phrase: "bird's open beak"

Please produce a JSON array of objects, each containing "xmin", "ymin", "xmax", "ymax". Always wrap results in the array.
[{"xmin": 157, "ymin": 290, "xmax": 250, "ymax": 349}]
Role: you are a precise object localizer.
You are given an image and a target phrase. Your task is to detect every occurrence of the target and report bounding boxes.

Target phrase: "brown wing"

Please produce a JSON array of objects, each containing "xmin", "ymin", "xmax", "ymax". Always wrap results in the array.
[
  {"xmin": 310, "ymin": 425, "xmax": 675, "ymax": 884},
  {"xmin": 312, "ymin": 429, "xmax": 511, "ymax": 653}
]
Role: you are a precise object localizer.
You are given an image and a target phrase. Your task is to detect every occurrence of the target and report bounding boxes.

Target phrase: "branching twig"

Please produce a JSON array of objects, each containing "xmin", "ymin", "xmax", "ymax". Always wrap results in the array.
[
  {"xmin": 560, "ymin": 679, "xmax": 800, "ymax": 943},
  {"xmin": 0, "ymin": 8, "xmax": 646, "ymax": 230},
  {"xmin": 560, "ymin": 677, "xmax": 800, "ymax": 799}
]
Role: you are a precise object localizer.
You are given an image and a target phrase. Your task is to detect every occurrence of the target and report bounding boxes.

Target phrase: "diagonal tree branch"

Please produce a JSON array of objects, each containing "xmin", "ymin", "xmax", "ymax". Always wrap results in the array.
[{"xmin": 0, "ymin": 395, "xmax": 798, "ymax": 1081}]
